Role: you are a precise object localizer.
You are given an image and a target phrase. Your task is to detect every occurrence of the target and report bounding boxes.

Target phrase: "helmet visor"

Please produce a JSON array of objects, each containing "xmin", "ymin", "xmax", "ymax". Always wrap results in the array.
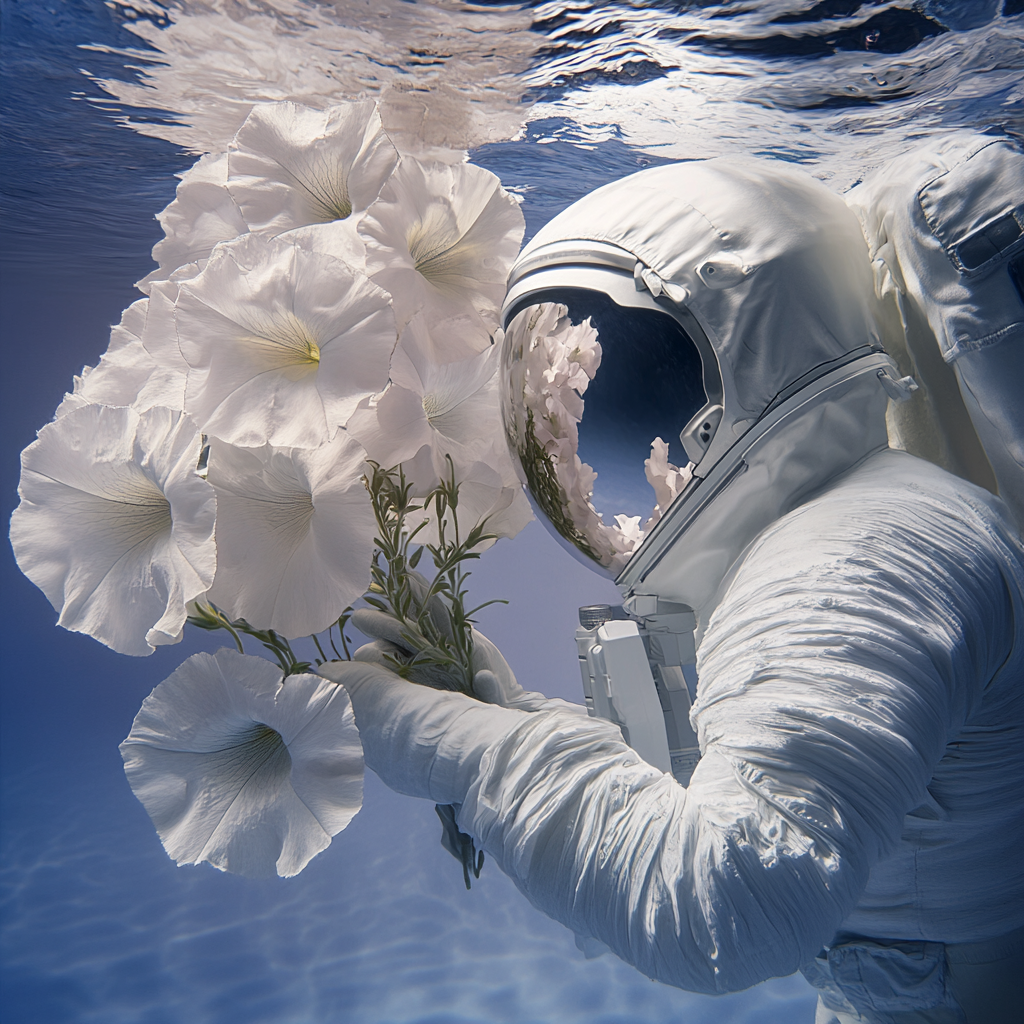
[{"xmin": 501, "ymin": 287, "xmax": 707, "ymax": 574}]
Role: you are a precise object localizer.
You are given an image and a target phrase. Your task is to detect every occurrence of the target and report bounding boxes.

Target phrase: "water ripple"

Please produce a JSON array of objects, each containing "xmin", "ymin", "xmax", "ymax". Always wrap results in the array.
[
  {"xmin": 2, "ymin": 769, "xmax": 817, "ymax": 1023},
  {"xmin": 79, "ymin": 0, "xmax": 1024, "ymax": 191}
]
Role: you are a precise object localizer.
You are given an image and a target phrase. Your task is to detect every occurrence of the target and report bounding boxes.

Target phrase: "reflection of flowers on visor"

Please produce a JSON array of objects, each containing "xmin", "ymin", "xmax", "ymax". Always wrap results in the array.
[{"xmin": 501, "ymin": 294, "xmax": 704, "ymax": 574}]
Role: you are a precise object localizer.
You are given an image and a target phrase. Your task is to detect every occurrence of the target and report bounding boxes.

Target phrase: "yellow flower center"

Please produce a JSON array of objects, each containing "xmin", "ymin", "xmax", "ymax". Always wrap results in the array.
[
  {"xmin": 241, "ymin": 312, "xmax": 321, "ymax": 378},
  {"xmin": 295, "ymin": 165, "xmax": 352, "ymax": 222},
  {"xmin": 421, "ymin": 391, "xmax": 444, "ymax": 422}
]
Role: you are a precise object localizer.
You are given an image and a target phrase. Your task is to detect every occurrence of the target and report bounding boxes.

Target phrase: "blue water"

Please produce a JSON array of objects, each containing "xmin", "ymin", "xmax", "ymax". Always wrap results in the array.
[{"xmin": 2, "ymin": 1, "xmax": 1021, "ymax": 1021}]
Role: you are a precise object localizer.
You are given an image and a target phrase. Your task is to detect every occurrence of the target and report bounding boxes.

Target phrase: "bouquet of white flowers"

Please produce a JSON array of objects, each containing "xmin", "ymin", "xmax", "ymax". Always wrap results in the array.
[
  {"xmin": 10, "ymin": 99, "xmax": 535, "ymax": 877},
  {"xmin": 10, "ymin": 98, "xmax": 672, "ymax": 885}
]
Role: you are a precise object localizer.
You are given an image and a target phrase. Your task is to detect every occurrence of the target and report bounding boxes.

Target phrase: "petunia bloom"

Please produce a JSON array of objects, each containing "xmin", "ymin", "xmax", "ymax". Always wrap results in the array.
[
  {"xmin": 644, "ymin": 436, "xmax": 692, "ymax": 530},
  {"xmin": 206, "ymin": 431, "xmax": 376, "ymax": 638},
  {"xmin": 10, "ymin": 404, "xmax": 216, "ymax": 656},
  {"xmin": 228, "ymin": 101, "xmax": 399, "ymax": 235},
  {"xmin": 359, "ymin": 157, "xmax": 524, "ymax": 358},
  {"xmin": 412, "ymin": 458, "xmax": 533, "ymax": 548},
  {"xmin": 502, "ymin": 302, "xmax": 641, "ymax": 572},
  {"xmin": 137, "ymin": 153, "xmax": 248, "ymax": 294},
  {"xmin": 121, "ymin": 649, "xmax": 363, "ymax": 878},
  {"xmin": 175, "ymin": 232, "xmax": 396, "ymax": 449},
  {"xmin": 54, "ymin": 298, "xmax": 154, "ymax": 418},
  {"xmin": 503, "ymin": 304, "xmax": 695, "ymax": 571},
  {"xmin": 279, "ymin": 217, "xmax": 367, "ymax": 275},
  {"xmin": 347, "ymin": 314, "xmax": 506, "ymax": 476},
  {"xmin": 60, "ymin": 269, "xmax": 202, "ymax": 422}
]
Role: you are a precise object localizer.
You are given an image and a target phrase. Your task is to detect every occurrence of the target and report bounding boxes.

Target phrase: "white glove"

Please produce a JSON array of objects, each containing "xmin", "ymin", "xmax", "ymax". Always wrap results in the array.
[
  {"xmin": 317, "ymin": 659, "xmax": 525, "ymax": 805},
  {"xmin": 350, "ymin": 593, "xmax": 580, "ymax": 715}
]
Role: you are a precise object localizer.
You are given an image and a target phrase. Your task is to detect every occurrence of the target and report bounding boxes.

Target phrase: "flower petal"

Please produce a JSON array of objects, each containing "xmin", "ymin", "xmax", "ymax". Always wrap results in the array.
[
  {"xmin": 206, "ymin": 431, "xmax": 376, "ymax": 636},
  {"xmin": 279, "ymin": 218, "xmax": 367, "ymax": 274},
  {"xmin": 349, "ymin": 315, "xmax": 509, "ymax": 483},
  {"xmin": 120, "ymin": 649, "xmax": 363, "ymax": 878},
  {"xmin": 138, "ymin": 153, "xmax": 247, "ymax": 294},
  {"xmin": 228, "ymin": 101, "xmax": 399, "ymax": 233},
  {"xmin": 54, "ymin": 299, "xmax": 155, "ymax": 417},
  {"xmin": 346, "ymin": 385, "xmax": 433, "ymax": 470},
  {"xmin": 176, "ymin": 233, "xmax": 396, "ymax": 449},
  {"xmin": 359, "ymin": 157, "xmax": 524, "ymax": 348},
  {"xmin": 10, "ymin": 405, "xmax": 217, "ymax": 655},
  {"xmin": 408, "ymin": 459, "xmax": 532, "ymax": 548}
]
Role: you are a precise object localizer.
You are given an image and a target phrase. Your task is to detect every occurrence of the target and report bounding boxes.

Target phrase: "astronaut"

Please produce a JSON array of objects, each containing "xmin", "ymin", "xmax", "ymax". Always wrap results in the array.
[{"xmin": 321, "ymin": 133, "xmax": 1024, "ymax": 1024}]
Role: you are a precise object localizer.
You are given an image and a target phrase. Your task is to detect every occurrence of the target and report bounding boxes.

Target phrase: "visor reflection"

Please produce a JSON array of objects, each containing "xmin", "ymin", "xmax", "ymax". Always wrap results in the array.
[{"xmin": 502, "ymin": 289, "xmax": 706, "ymax": 571}]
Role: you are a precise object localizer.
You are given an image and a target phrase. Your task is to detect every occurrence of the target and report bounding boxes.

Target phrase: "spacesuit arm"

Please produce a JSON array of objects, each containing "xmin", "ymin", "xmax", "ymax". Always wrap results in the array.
[{"xmin": 454, "ymin": 462, "xmax": 1018, "ymax": 993}]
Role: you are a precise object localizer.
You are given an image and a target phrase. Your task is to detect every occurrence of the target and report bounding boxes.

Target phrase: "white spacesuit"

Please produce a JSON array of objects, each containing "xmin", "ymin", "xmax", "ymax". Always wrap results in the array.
[{"xmin": 321, "ymin": 134, "xmax": 1024, "ymax": 1024}]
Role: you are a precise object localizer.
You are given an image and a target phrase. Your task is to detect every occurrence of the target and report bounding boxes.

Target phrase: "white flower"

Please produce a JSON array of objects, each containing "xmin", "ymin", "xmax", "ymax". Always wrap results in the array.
[
  {"xmin": 359, "ymin": 158, "xmax": 524, "ymax": 357},
  {"xmin": 57, "ymin": 273, "xmax": 196, "ymax": 420},
  {"xmin": 504, "ymin": 305, "xmax": 696, "ymax": 571},
  {"xmin": 418, "ymin": 459, "xmax": 532, "ymax": 548},
  {"xmin": 175, "ymin": 232, "xmax": 396, "ymax": 449},
  {"xmin": 205, "ymin": 432, "xmax": 376, "ymax": 638},
  {"xmin": 228, "ymin": 101, "xmax": 399, "ymax": 235},
  {"xmin": 613, "ymin": 513, "xmax": 645, "ymax": 550},
  {"xmin": 138, "ymin": 153, "xmax": 247, "ymax": 294},
  {"xmin": 134, "ymin": 268, "xmax": 197, "ymax": 409},
  {"xmin": 120, "ymin": 649, "xmax": 362, "ymax": 878},
  {"xmin": 347, "ymin": 314, "xmax": 505, "ymax": 475},
  {"xmin": 644, "ymin": 437, "xmax": 692, "ymax": 529},
  {"xmin": 279, "ymin": 218, "xmax": 367, "ymax": 274},
  {"xmin": 10, "ymin": 405, "xmax": 216, "ymax": 656},
  {"xmin": 503, "ymin": 303, "xmax": 644, "ymax": 572},
  {"xmin": 137, "ymin": 100, "xmax": 394, "ymax": 295},
  {"xmin": 54, "ymin": 298, "xmax": 153, "ymax": 418}
]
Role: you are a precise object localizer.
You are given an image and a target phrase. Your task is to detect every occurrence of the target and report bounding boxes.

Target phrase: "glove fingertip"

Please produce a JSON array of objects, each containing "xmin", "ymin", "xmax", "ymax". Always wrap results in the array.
[
  {"xmin": 473, "ymin": 669, "xmax": 504, "ymax": 706},
  {"xmin": 353, "ymin": 646, "xmax": 388, "ymax": 666}
]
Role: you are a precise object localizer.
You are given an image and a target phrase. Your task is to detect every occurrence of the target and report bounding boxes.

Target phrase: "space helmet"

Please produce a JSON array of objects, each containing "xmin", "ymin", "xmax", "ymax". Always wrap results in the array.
[{"xmin": 500, "ymin": 158, "xmax": 912, "ymax": 616}]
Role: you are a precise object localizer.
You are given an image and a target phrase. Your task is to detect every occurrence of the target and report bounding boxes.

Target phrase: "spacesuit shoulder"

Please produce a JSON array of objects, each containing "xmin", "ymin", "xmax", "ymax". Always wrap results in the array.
[
  {"xmin": 782, "ymin": 447, "xmax": 1021, "ymax": 560},
  {"xmin": 701, "ymin": 445, "xmax": 1022, "ymax": 738}
]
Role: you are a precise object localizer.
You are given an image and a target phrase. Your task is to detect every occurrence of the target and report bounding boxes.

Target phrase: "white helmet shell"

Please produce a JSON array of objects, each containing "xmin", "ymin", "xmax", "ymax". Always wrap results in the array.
[{"xmin": 501, "ymin": 158, "xmax": 903, "ymax": 616}]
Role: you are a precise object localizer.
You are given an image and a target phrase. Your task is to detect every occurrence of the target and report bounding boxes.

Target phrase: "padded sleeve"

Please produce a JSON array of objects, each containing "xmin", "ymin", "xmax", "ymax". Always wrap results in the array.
[{"xmin": 454, "ymin": 459, "xmax": 1017, "ymax": 992}]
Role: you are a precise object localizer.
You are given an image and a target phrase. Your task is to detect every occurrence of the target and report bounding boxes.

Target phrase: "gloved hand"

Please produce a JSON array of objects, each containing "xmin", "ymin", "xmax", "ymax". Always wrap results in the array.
[
  {"xmin": 350, "ymin": 574, "xmax": 576, "ymax": 714},
  {"xmin": 317, "ymin": 659, "xmax": 524, "ymax": 806}
]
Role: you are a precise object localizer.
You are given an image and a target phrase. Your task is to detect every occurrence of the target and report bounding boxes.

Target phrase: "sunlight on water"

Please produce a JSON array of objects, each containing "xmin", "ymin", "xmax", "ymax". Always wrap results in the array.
[
  {"xmin": 2, "ymin": 768, "xmax": 814, "ymax": 1024},
  {"xmin": 90, "ymin": 0, "xmax": 1024, "ymax": 187}
]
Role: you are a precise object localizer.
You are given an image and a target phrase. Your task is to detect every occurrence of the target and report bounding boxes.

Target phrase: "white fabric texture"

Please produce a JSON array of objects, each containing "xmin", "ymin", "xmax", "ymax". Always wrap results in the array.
[
  {"xmin": 503, "ymin": 157, "xmax": 901, "ymax": 615},
  {"xmin": 516, "ymin": 158, "xmax": 887, "ymax": 430},
  {"xmin": 316, "ymin": 658, "xmax": 523, "ymax": 804},
  {"xmin": 846, "ymin": 133, "xmax": 1024, "ymax": 530},
  {"xmin": 415, "ymin": 450, "xmax": 1024, "ymax": 996}
]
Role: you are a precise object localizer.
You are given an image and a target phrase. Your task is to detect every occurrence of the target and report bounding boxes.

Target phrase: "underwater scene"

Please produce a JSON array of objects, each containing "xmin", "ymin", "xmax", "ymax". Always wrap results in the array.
[{"xmin": 2, "ymin": 1, "xmax": 1022, "ymax": 1022}]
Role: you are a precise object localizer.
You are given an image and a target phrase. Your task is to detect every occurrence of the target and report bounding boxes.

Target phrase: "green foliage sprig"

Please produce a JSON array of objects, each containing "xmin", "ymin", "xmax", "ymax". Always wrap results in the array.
[
  {"xmin": 363, "ymin": 457, "xmax": 504, "ymax": 697},
  {"xmin": 186, "ymin": 602, "xmax": 355, "ymax": 678}
]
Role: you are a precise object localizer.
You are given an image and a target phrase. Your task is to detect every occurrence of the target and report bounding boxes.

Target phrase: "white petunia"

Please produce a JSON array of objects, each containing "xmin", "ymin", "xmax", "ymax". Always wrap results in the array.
[
  {"xmin": 134, "ymin": 268, "xmax": 198, "ymax": 410},
  {"xmin": 414, "ymin": 458, "xmax": 532, "ymax": 548},
  {"xmin": 206, "ymin": 432, "xmax": 376, "ymax": 638},
  {"xmin": 175, "ymin": 232, "xmax": 396, "ymax": 449},
  {"xmin": 138, "ymin": 153, "xmax": 247, "ymax": 294},
  {"xmin": 57, "ymin": 272, "xmax": 196, "ymax": 420},
  {"xmin": 10, "ymin": 405, "xmax": 216, "ymax": 656},
  {"xmin": 503, "ymin": 305, "xmax": 695, "ymax": 571},
  {"xmin": 359, "ymin": 158, "xmax": 524, "ymax": 358},
  {"xmin": 54, "ymin": 298, "xmax": 153, "ymax": 418},
  {"xmin": 644, "ymin": 437, "xmax": 692, "ymax": 530},
  {"xmin": 347, "ymin": 314, "xmax": 505, "ymax": 476},
  {"xmin": 228, "ymin": 101, "xmax": 399, "ymax": 235},
  {"xmin": 503, "ymin": 302, "xmax": 645, "ymax": 572},
  {"xmin": 279, "ymin": 218, "xmax": 367, "ymax": 274},
  {"xmin": 120, "ymin": 649, "xmax": 363, "ymax": 878}
]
